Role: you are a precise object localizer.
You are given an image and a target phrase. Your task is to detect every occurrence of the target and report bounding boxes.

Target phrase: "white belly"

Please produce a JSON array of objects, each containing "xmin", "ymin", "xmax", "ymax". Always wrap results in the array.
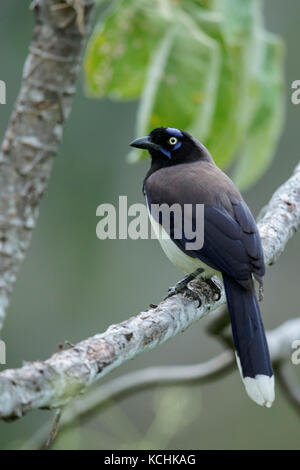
[{"xmin": 149, "ymin": 213, "xmax": 218, "ymax": 278}]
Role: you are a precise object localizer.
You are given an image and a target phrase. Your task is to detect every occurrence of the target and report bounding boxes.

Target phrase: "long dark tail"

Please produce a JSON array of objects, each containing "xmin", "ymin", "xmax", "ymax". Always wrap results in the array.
[{"xmin": 222, "ymin": 273, "xmax": 274, "ymax": 407}]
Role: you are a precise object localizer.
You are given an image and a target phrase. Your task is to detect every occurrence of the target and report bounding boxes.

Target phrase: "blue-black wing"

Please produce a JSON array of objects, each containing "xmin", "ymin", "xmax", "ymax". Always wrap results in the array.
[
  {"xmin": 171, "ymin": 201, "xmax": 265, "ymax": 286},
  {"xmin": 144, "ymin": 162, "xmax": 265, "ymax": 286}
]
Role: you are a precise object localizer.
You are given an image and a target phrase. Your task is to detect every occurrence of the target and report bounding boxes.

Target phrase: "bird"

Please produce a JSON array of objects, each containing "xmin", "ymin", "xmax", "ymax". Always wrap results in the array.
[{"xmin": 130, "ymin": 126, "xmax": 274, "ymax": 408}]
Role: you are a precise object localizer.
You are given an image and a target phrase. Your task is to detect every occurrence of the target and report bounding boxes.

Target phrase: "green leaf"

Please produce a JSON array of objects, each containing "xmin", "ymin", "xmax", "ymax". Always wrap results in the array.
[
  {"xmin": 127, "ymin": 28, "xmax": 177, "ymax": 162},
  {"xmin": 84, "ymin": 0, "xmax": 173, "ymax": 100},
  {"xmin": 211, "ymin": 0, "xmax": 260, "ymax": 42},
  {"xmin": 129, "ymin": 16, "xmax": 220, "ymax": 162},
  {"xmin": 95, "ymin": 0, "xmax": 113, "ymax": 5},
  {"xmin": 183, "ymin": 2, "xmax": 257, "ymax": 168},
  {"xmin": 181, "ymin": 0, "xmax": 215, "ymax": 9},
  {"xmin": 85, "ymin": 0, "xmax": 285, "ymax": 190},
  {"xmin": 232, "ymin": 32, "xmax": 285, "ymax": 190}
]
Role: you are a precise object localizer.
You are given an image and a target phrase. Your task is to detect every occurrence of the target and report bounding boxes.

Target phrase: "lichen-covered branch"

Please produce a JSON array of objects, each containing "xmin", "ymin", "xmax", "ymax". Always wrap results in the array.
[
  {"xmin": 0, "ymin": 0, "xmax": 94, "ymax": 330},
  {"xmin": 23, "ymin": 351, "xmax": 235, "ymax": 449},
  {"xmin": 0, "ymin": 162, "xmax": 299, "ymax": 421},
  {"xmin": 23, "ymin": 319, "xmax": 300, "ymax": 449},
  {"xmin": 64, "ymin": 318, "xmax": 300, "ymax": 419},
  {"xmin": 258, "ymin": 162, "xmax": 300, "ymax": 265}
]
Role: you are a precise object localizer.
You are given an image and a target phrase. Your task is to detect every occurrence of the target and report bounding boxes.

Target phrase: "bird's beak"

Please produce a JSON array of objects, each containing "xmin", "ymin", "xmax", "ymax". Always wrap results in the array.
[{"xmin": 130, "ymin": 136, "xmax": 160, "ymax": 152}]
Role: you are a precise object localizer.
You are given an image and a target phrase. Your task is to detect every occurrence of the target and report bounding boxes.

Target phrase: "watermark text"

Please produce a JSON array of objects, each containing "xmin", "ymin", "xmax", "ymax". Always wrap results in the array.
[
  {"xmin": 291, "ymin": 339, "xmax": 300, "ymax": 365},
  {"xmin": 0, "ymin": 340, "xmax": 6, "ymax": 365},
  {"xmin": 291, "ymin": 80, "xmax": 300, "ymax": 105},
  {"xmin": 0, "ymin": 80, "xmax": 6, "ymax": 105},
  {"xmin": 96, "ymin": 196, "xmax": 204, "ymax": 250}
]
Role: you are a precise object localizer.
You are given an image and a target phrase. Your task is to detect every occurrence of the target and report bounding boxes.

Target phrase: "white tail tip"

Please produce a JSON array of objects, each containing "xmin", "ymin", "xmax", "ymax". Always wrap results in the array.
[
  {"xmin": 235, "ymin": 353, "xmax": 275, "ymax": 407},
  {"xmin": 243, "ymin": 375, "xmax": 275, "ymax": 408}
]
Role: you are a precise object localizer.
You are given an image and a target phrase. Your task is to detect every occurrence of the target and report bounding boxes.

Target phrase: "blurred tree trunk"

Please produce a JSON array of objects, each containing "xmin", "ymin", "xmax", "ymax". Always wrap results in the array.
[{"xmin": 0, "ymin": 0, "xmax": 94, "ymax": 330}]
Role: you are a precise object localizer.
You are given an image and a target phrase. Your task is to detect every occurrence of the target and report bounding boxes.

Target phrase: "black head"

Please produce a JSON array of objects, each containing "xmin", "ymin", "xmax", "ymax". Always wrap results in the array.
[{"xmin": 130, "ymin": 127, "xmax": 212, "ymax": 166}]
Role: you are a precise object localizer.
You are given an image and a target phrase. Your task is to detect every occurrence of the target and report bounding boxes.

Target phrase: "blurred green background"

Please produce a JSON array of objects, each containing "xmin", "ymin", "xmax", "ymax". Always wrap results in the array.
[{"xmin": 0, "ymin": 0, "xmax": 299, "ymax": 450}]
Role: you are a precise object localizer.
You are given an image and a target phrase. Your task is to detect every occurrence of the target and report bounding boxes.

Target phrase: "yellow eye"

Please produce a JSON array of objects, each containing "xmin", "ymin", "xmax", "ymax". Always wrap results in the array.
[{"xmin": 169, "ymin": 137, "xmax": 178, "ymax": 145}]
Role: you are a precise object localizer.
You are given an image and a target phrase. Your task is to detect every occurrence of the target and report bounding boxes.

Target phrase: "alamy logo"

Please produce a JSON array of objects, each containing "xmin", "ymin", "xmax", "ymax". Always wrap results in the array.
[
  {"xmin": 291, "ymin": 80, "xmax": 300, "ymax": 105},
  {"xmin": 291, "ymin": 340, "xmax": 300, "ymax": 365},
  {"xmin": 96, "ymin": 196, "xmax": 205, "ymax": 250},
  {"xmin": 0, "ymin": 340, "xmax": 6, "ymax": 365},
  {"xmin": 0, "ymin": 80, "xmax": 6, "ymax": 104}
]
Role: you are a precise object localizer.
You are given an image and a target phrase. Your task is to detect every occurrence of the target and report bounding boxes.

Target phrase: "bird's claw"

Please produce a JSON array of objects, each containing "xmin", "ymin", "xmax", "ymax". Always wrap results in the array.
[
  {"xmin": 165, "ymin": 269, "xmax": 204, "ymax": 308},
  {"xmin": 165, "ymin": 281, "xmax": 187, "ymax": 299},
  {"xmin": 183, "ymin": 283, "xmax": 202, "ymax": 308},
  {"xmin": 165, "ymin": 284, "xmax": 202, "ymax": 308},
  {"xmin": 206, "ymin": 278, "xmax": 222, "ymax": 301},
  {"xmin": 166, "ymin": 286, "xmax": 179, "ymax": 298},
  {"xmin": 165, "ymin": 268, "xmax": 204, "ymax": 298}
]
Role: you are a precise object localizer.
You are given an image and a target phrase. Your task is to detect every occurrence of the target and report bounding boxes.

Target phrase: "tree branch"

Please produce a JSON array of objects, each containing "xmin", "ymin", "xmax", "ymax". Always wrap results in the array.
[
  {"xmin": 0, "ymin": 162, "xmax": 299, "ymax": 421},
  {"xmin": 24, "ymin": 351, "xmax": 235, "ymax": 449},
  {"xmin": 21, "ymin": 318, "xmax": 300, "ymax": 449},
  {"xmin": 59, "ymin": 351, "xmax": 234, "ymax": 427},
  {"xmin": 0, "ymin": 0, "xmax": 95, "ymax": 330}
]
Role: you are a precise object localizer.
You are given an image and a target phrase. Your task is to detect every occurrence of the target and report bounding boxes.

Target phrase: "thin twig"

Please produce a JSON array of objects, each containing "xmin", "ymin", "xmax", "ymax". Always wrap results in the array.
[
  {"xmin": 21, "ymin": 351, "xmax": 234, "ymax": 449},
  {"xmin": 42, "ymin": 409, "xmax": 62, "ymax": 449},
  {"xmin": 23, "ymin": 322, "xmax": 300, "ymax": 450}
]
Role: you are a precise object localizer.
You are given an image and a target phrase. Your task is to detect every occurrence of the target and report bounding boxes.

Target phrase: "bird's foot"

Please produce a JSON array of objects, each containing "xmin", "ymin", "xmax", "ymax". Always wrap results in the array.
[
  {"xmin": 183, "ymin": 282, "xmax": 202, "ymax": 308},
  {"xmin": 165, "ymin": 268, "xmax": 204, "ymax": 307},
  {"xmin": 206, "ymin": 277, "xmax": 222, "ymax": 301}
]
